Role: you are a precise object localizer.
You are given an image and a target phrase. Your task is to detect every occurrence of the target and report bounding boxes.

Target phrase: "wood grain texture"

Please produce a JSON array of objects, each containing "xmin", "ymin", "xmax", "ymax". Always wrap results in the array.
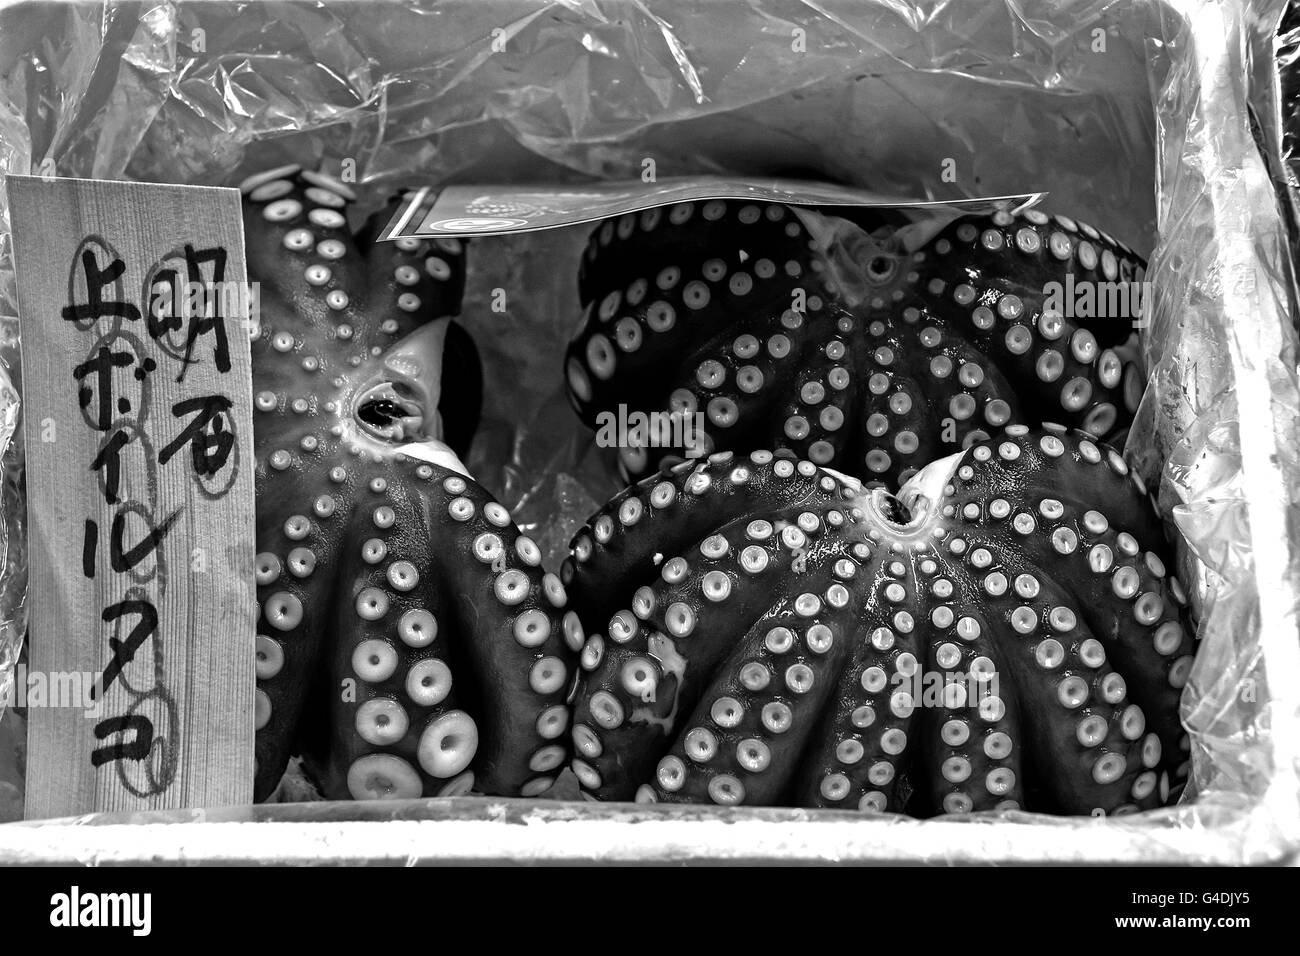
[{"xmin": 6, "ymin": 175, "xmax": 255, "ymax": 818}]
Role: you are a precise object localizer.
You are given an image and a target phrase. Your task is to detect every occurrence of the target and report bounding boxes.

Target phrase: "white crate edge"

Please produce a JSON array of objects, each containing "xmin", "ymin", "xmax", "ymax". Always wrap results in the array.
[{"xmin": 0, "ymin": 793, "xmax": 1295, "ymax": 865}]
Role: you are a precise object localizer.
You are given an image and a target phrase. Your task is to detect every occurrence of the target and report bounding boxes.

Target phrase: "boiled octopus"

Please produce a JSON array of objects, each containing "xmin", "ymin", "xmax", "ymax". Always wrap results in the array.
[
  {"xmin": 565, "ymin": 200, "xmax": 1147, "ymax": 485},
  {"xmin": 562, "ymin": 424, "xmax": 1195, "ymax": 815},
  {"xmin": 242, "ymin": 166, "xmax": 580, "ymax": 801}
]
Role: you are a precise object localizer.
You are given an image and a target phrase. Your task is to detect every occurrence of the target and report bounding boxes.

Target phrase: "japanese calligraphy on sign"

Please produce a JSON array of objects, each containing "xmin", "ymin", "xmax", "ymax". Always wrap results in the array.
[{"xmin": 6, "ymin": 176, "xmax": 256, "ymax": 817}]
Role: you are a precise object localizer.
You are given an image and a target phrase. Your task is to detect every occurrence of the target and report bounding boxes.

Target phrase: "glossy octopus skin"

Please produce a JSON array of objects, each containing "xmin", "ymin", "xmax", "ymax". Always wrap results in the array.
[
  {"xmin": 561, "ymin": 424, "xmax": 1195, "ymax": 816},
  {"xmin": 566, "ymin": 200, "xmax": 1146, "ymax": 485},
  {"xmin": 242, "ymin": 166, "xmax": 581, "ymax": 801}
]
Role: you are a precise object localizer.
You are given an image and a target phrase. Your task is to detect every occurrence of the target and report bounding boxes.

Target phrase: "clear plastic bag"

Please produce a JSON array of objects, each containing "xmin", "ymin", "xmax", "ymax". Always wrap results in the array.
[{"xmin": 0, "ymin": 0, "xmax": 1297, "ymax": 862}]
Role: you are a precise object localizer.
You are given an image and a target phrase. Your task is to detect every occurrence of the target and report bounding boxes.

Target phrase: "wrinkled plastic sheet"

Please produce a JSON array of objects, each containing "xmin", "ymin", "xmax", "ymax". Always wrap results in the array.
[
  {"xmin": 0, "ymin": 0, "xmax": 1297, "ymax": 863},
  {"xmin": 1265, "ymin": 1, "xmax": 1300, "ymax": 304}
]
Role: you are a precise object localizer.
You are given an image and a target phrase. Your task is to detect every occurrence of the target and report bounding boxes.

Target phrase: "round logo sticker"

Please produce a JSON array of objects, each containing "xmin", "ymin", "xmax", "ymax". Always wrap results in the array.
[{"xmin": 424, "ymin": 217, "xmax": 528, "ymax": 232}]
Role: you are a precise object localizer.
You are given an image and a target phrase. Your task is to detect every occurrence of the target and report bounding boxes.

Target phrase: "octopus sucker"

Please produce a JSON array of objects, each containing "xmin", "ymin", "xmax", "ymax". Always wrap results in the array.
[
  {"xmin": 566, "ymin": 201, "xmax": 1146, "ymax": 486},
  {"xmin": 564, "ymin": 425, "xmax": 1196, "ymax": 816},
  {"xmin": 244, "ymin": 169, "xmax": 572, "ymax": 801}
]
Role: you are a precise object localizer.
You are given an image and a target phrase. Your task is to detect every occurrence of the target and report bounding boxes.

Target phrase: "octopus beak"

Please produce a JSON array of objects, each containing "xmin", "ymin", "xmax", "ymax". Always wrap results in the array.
[
  {"xmin": 898, "ymin": 449, "xmax": 965, "ymax": 517},
  {"xmin": 834, "ymin": 450, "xmax": 967, "ymax": 543},
  {"xmin": 352, "ymin": 318, "xmax": 449, "ymax": 444},
  {"xmin": 789, "ymin": 207, "xmax": 902, "ymax": 306}
]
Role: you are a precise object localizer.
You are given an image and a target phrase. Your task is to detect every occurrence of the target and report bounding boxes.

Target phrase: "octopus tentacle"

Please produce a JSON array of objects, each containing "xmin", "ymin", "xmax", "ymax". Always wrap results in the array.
[
  {"xmin": 946, "ymin": 424, "xmax": 1163, "ymax": 542},
  {"xmin": 916, "ymin": 213, "xmax": 1139, "ymax": 417},
  {"xmin": 903, "ymin": 557, "xmax": 1027, "ymax": 815},
  {"xmin": 566, "ymin": 424, "xmax": 1197, "ymax": 817},
  {"xmin": 919, "ymin": 643, "xmax": 1026, "ymax": 816},
  {"xmin": 692, "ymin": 324, "xmax": 811, "ymax": 445},
  {"xmin": 1042, "ymin": 518, "xmax": 1191, "ymax": 801},
  {"xmin": 253, "ymin": 508, "xmax": 336, "ymax": 797},
  {"xmin": 419, "ymin": 471, "xmax": 576, "ymax": 795},
  {"xmin": 573, "ymin": 501, "xmax": 844, "ymax": 799},
  {"xmin": 562, "ymin": 450, "xmax": 840, "ymax": 624},
  {"xmin": 575, "ymin": 201, "xmax": 818, "ymax": 340},
  {"xmin": 941, "ymin": 424, "xmax": 1191, "ymax": 799},
  {"xmin": 308, "ymin": 463, "xmax": 575, "ymax": 799},
  {"xmin": 793, "ymin": 585, "xmax": 926, "ymax": 812},
  {"xmin": 651, "ymin": 591, "xmax": 859, "ymax": 807},
  {"xmin": 243, "ymin": 167, "xmax": 573, "ymax": 800},
  {"xmin": 320, "ymin": 488, "xmax": 471, "ymax": 800},
  {"xmin": 568, "ymin": 201, "xmax": 842, "ymax": 478},
  {"xmin": 760, "ymin": 317, "xmax": 862, "ymax": 467},
  {"xmin": 851, "ymin": 317, "xmax": 1024, "ymax": 482},
  {"xmin": 570, "ymin": 623, "xmax": 672, "ymax": 801},
  {"xmin": 952, "ymin": 551, "xmax": 1143, "ymax": 813}
]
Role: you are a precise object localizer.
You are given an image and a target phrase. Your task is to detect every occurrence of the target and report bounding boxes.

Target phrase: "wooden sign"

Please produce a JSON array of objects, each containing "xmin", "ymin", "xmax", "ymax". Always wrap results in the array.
[{"xmin": 6, "ymin": 175, "xmax": 256, "ymax": 817}]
